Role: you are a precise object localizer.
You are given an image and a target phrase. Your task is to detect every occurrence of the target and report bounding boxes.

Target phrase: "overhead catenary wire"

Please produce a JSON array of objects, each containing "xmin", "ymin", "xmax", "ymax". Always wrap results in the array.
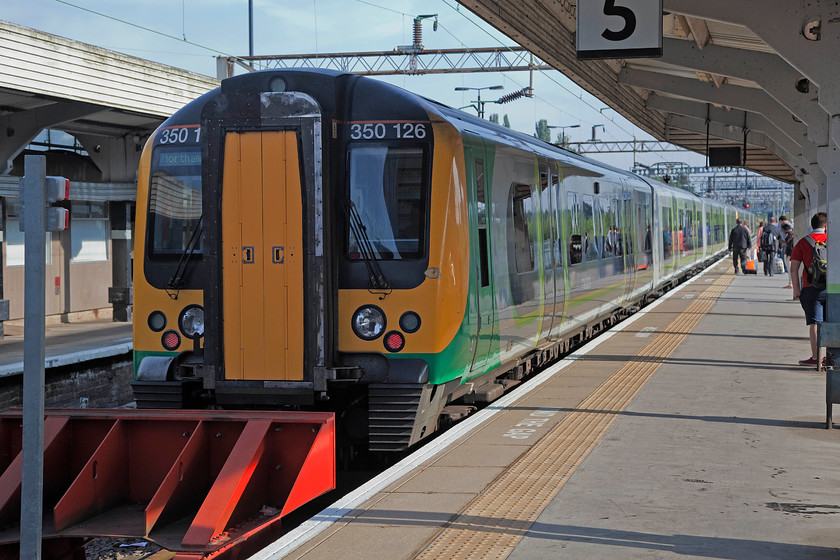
[
  {"xmin": 54, "ymin": 0, "xmax": 669, "ymax": 162},
  {"xmin": 54, "ymin": 0, "xmax": 247, "ymax": 63}
]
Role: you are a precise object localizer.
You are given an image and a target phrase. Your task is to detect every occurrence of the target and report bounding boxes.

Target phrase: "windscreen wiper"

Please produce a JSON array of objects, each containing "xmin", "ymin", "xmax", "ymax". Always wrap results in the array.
[
  {"xmin": 166, "ymin": 214, "xmax": 203, "ymax": 299},
  {"xmin": 343, "ymin": 200, "xmax": 391, "ymax": 293}
]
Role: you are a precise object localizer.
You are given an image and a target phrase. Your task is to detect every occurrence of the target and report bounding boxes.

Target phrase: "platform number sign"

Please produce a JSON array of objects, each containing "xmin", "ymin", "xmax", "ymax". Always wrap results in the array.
[{"xmin": 576, "ymin": 0, "xmax": 662, "ymax": 60}]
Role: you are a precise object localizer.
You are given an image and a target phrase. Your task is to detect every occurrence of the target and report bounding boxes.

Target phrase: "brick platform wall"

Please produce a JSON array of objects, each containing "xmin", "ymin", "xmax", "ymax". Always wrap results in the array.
[{"xmin": 0, "ymin": 354, "xmax": 135, "ymax": 411}]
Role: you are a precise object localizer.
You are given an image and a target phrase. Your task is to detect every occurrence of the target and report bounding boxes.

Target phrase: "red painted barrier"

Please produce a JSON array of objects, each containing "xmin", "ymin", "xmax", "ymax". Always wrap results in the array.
[{"xmin": 0, "ymin": 409, "xmax": 335, "ymax": 560}]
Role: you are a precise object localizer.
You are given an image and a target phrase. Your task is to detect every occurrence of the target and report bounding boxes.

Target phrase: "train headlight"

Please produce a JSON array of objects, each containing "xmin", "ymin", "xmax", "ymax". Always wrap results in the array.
[
  {"xmin": 352, "ymin": 305, "xmax": 386, "ymax": 340},
  {"xmin": 179, "ymin": 305, "xmax": 205, "ymax": 339},
  {"xmin": 399, "ymin": 311, "xmax": 421, "ymax": 333},
  {"xmin": 147, "ymin": 310, "xmax": 167, "ymax": 332}
]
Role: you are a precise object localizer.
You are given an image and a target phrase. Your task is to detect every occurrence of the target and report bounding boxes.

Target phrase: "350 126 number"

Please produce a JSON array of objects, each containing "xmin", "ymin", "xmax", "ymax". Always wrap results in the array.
[
  {"xmin": 158, "ymin": 127, "xmax": 200, "ymax": 145},
  {"xmin": 349, "ymin": 122, "xmax": 427, "ymax": 140}
]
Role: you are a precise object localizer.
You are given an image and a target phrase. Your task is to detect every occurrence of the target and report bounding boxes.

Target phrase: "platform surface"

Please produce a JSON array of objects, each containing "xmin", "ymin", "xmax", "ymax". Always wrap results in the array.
[
  {"xmin": 260, "ymin": 260, "xmax": 840, "ymax": 560},
  {"xmin": 0, "ymin": 318, "xmax": 131, "ymax": 376}
]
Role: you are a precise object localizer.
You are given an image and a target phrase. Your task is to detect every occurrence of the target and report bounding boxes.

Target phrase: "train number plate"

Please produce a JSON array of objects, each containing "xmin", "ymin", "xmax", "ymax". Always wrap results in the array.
[{"xmin": 340, "ymin": 121, "xmax": 429, "ymax": 141}]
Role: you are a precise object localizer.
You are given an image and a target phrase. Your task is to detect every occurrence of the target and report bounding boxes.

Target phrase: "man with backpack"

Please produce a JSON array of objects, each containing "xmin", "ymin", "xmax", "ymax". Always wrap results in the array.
[
  {"xmin": 759, "ymin": 217, "xmax": 783, "ymax": 276},
  {"xmin": 791, "ymin": 212, "xmax": 828, "ymax": 367}
]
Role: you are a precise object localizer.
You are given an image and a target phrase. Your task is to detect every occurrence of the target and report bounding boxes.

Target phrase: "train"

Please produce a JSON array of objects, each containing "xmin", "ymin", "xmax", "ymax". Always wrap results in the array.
[{"xmin": 131, "ymin": 69, "xmax": 753, "ymax": 452}]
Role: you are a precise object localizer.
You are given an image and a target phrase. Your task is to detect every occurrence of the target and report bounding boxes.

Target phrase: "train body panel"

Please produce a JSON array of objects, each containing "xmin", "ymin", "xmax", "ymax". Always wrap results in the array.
[{"xmin": 131, "ymin": 69, "xmax": 752, "ymax": 451}]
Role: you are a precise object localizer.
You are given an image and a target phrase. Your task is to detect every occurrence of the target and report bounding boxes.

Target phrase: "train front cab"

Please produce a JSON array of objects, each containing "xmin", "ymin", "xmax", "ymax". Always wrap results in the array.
[
  {"xmin": 199, "ymin": 77, "xmax": 332, "ymax": 409},
  {"xmin": 132, "ymin": 74, "xmax": 330, "ymax": 409}
]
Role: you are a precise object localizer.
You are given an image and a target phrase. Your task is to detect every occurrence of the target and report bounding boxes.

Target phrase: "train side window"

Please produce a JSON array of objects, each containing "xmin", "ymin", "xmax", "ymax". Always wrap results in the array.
[
  {"xmin": 599, "ymin": 196, "xmax": 613, "ymax": 258},
  {"xmin": 567, "ymin": 192, "xmax": 581, "ymax": 265},
  {"xmin": 475, "ymin": 159, "xmax": 489, "ymax": 287},
  {"xmin": 662, "ymin": 205, "xmax": 673, "ymax": 259},
  {"xmin": 582, "ymin": 195, "xmax": 598, "ymax": 261},
  {"xmin": 475, "ymin": 159, "xmax": 486, "ymax": 227},
  {"xmin": 611, "ymin": 193, "xmax": 623, "ymax": 257},
  {"xmin": 478, "ymin": 230, "xmax": 490, "ymax": 287},
  {"xmin": 683, "ymin": 207, "xmax": 693, "ymax": 251},
  {"xmin": 510, "ymin": 183, "xmax": 535, "ymax": 273},
  {"xmin": 638, "ymin": 200, "xmax": 651, "ymax": 261}
]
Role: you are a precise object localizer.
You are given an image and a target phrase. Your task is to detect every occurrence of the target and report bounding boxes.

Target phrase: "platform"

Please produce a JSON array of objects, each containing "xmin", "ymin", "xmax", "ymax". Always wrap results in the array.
[
  {"xmin": 0, "ymin": 317, "xmax": 131, "ymax": 377},
  {"xmin": 257, "ymin": 259, "xmax": 840, "ymax": 559}
]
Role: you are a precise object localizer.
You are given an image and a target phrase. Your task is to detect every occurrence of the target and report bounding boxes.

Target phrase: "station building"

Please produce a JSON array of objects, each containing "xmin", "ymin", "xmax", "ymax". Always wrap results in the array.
[{"xmin": 0, "ymin": 21, "xmax": 217, "ymax": 333}]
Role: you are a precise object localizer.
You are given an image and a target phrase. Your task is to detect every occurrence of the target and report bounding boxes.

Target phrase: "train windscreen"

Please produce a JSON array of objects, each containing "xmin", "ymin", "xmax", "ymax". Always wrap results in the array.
[
  {"xmin": 148, "ymin": 146, "xmax": 203, "ymax": 258},
  {"xmin": 347, "ymin": 145, "xmax": 427, "ymax": 260}
]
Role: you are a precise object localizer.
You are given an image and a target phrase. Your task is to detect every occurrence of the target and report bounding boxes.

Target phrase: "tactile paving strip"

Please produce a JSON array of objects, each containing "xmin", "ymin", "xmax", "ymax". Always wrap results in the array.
[{"xmin": 415, "ymin": 270, "xmax": 732, "ymax": 560}]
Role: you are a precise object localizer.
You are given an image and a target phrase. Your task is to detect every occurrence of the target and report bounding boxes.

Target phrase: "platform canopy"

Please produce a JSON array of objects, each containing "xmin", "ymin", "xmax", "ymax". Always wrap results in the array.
[
  {"xmin": 0, "ymin": 20, "xmax": 218, "ymax": 184},
  {"xmin": 458, "ymin": 0, "xmax": 840, "ymax": 204}
]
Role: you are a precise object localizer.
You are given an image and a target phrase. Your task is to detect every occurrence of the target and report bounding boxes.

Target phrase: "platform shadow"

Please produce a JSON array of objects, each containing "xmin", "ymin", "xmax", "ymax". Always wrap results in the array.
[
  {"xmin": 488, "ymin": 398, "xmax": 826, "ymax": 429},
  {"xmin": 619, "ymin": 329, "xmax": 804, "ymax": 342},
  {"xmin": 488, "ymin": 405, "xmax": 823, "ymax": 429},
  {"xmin": 317, "ymin": 510, "xmax": 838, "ymax": 559},
  {"xmin": 572, "ymin": 353, "xmax": 811, "ymax": 373}
]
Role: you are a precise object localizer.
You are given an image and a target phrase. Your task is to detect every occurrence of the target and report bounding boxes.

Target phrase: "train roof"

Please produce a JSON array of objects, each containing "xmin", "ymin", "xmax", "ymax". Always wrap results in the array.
[{"xmin": 158, "ymin": 69, "xmax": 742, "ymax": 214}]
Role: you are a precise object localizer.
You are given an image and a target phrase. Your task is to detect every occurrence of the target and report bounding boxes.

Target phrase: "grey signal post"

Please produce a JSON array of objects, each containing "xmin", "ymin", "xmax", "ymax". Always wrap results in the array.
[{"xmin": 20, "ymin": 155, "xmax": 68, "ymax": 559}]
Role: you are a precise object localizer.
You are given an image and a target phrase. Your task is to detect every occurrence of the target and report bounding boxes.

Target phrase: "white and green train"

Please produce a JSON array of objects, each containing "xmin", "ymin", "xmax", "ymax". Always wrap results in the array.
[{"xmin": 131, "ymin": 69, "xmax": 753, "ymax": 452}]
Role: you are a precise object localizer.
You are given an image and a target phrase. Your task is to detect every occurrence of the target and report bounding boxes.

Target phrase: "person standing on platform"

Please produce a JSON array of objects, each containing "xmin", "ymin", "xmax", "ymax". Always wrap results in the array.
[
  {"xmin": 728, "ymin": 218, "xmax": 751, "ymax": 274},
  {"xmin": 791, "ymin": 212, "xmax": 828, "ymax": 367},
  {"xmin": 779, "ymin": 215, "xmax": 793, "ymax": 231},
  {"xmin": 760, "ymin": 217, "xmax": 783, "ymax": 276},
  {"xmin": 781, "ymin": 222, "xmax": 794, "ymax": 288},
  {"xmin": 754, "ymin": 220, "xmax": 765, "ymax": 264}
]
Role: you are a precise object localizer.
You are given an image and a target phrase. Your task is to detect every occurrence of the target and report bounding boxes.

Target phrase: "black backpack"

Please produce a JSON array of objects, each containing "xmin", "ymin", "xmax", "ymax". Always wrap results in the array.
[
  {"xmin": 760, "ymin": 227, "xmax": 777, "ymax": 251},
  {"xmin": 805, "ymin": 235, "xmax": 827, "ymax": 289}
]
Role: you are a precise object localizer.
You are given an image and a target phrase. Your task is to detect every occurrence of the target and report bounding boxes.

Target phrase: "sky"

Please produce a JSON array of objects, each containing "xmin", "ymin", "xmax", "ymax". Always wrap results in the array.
[{"xmin": 5, "ymin": 0, "xmax": 709, "ymax": 171}]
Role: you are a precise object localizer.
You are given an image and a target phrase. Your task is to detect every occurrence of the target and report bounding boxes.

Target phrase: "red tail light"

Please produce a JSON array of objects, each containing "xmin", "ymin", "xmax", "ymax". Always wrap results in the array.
[
  {"xmin": 162, "ymin": 330, "xmax": 181, "ymax": 351},
  {"xmin": 384, "ymin": 331, "xmax": 405, "ymax": 352}
]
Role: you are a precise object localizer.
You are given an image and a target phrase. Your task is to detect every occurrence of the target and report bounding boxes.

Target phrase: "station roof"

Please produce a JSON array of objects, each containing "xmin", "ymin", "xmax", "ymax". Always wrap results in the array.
[
  {"xmin": 0, "ymin": 20, "xmax": 218, "ymax": 138},
  {"xmin": 0, "ymin": 20, "xmax": 219, "ymax": 191},
  {"xmin": 458, "ymin": 1, "xmax": 840, "ymax": 185}
]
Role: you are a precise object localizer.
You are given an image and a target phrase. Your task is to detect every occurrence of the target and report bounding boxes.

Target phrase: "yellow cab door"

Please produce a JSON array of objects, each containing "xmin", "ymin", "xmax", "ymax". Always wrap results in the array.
[{"xmin": 221, "ymin": 130, "xmax": 304, "ymax": 381}]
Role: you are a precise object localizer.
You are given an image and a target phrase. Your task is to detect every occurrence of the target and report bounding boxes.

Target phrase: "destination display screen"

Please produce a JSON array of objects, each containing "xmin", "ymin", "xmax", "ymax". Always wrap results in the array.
[{"xmin": 157, "ymin": 150, "xmax": 201, "ymax": 168}]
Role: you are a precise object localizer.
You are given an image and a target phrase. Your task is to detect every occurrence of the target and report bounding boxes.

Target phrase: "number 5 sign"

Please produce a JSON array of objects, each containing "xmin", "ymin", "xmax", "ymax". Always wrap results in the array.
[{"xmin": 576, "ymin": 0, "xmax": 662, "ymax": 59}]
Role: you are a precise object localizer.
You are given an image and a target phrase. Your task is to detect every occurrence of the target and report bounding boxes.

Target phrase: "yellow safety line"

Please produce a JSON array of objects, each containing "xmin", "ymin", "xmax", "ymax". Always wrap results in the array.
[{"xmin": 415, "ymin": 271, "xmax": 733, "ymax": 560}]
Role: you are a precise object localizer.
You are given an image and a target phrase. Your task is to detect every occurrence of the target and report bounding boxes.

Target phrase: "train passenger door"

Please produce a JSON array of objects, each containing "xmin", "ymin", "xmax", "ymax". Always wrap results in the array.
[
  {"xmin": 221, "ymin": 130, "xmax": 304, "ymax": 381},
  {"xmin": 619, "ymin": 182, "xmax": 636, "ymax": 300},
  {"xmin": 467, "ymin": 140, "xmax": 496, "ymax": 374},
  {"xmin": 538, "ymin": 163, "xmax": 558, "ymax": 342},
  {"xmin": 547, "ymin": 161, "xmax": 565, "ymax": 339}
]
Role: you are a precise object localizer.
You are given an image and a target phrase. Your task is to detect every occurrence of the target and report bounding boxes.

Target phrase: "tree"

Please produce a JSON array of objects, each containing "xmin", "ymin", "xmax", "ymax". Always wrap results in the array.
[
  {"xmin": 535, "ymin": 119, "xmax": 551, "ymax": 143},
  {"xmin": 503, "ymin": 115, "xmax": 511, "ymax": 128},
  {"xmin": 488, "ymin": 113, "xmax": 499, "ymax": 124}
]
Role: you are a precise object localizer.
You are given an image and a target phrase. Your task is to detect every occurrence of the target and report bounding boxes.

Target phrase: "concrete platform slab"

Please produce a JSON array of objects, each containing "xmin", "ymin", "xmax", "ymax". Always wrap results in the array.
[{"xmin": 259, "ymin": 260, "xmax": 840, "ymax": 560}]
